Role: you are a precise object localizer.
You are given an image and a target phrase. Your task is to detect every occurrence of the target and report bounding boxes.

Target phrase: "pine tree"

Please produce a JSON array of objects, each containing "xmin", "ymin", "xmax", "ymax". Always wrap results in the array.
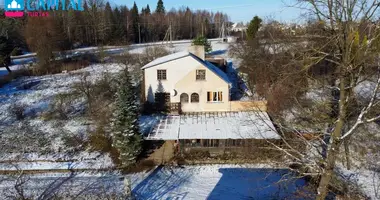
[
  {"xmin": 111, "ymin": 69, "xmax": 142, "ymax": 168},
  {"xmin": 155, "ymin": 0, "xmax": 165, "ymax": 14},
  {"xmin": 247, "ymin": 16, "xmax": 262, "ymax": 40}
]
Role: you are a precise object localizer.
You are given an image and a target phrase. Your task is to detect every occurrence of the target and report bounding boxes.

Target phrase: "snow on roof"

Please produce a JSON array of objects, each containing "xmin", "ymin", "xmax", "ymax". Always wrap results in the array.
[
  {"xmin": 141, "ymin": 51, "xmax": 230, "ymax": 84},
  {"xmin": 203, "ymin": 60, "xmax": 231, "ymax": 84},
  {"xmin": 145, "ymin": 111, "xmax": 280, "ymax": 140},
  {"xmin": 190, "ymin": 54, "xmax": 230, "ymax": 84},
  {"xmin": 141, "ymin": 51, "xmax": 190, "ymax": 69}
]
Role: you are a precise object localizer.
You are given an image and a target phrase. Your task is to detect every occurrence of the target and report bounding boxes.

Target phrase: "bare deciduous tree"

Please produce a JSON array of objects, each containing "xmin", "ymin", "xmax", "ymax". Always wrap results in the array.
[{"xmin": 233, "ymin": 0, "xmax": 380, "ymax": 199}]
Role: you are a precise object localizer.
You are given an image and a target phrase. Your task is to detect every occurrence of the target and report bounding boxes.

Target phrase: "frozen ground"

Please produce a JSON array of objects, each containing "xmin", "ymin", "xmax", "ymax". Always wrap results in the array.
[
  {"xmin": 0, "ymin": 64, "xmax": 125, "ymax": 169},
  {"xmin": 0, "ymin": 165, "xmax": 310, "ymax": 199}
]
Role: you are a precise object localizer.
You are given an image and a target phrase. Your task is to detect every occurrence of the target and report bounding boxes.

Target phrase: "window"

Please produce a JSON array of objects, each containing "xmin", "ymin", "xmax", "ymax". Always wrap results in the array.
[
  {"xmin": 191, "ymin": 93, "xmax": 199, "ymax": 102},
  {"xmin": 196, "ymin": 69, "xmax": 206, "ymax": 80},
  {"xmin": 157, "ymin": 70, "xmax": 167, "ymax": 80},
  {"xmin": 180, "ymin": 93, "xmax": 189, "ymax": 103},
  {"xmin": 207, "ymin": 91, "xmax": 223, "ymax": 102}
]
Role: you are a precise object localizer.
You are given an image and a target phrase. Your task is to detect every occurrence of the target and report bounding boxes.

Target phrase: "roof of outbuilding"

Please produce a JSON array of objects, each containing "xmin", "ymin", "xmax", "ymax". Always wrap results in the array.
[
  {"xmin": 145, "ymin": 111, "xmax": 280, "ymax": 140},
  {"xmin": 141, "ymin": 51, "xmax": 231, "ymax": 84}
]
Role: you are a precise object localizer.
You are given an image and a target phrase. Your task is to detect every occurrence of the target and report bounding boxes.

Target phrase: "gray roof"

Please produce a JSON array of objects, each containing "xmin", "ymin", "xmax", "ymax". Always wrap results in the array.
[{"xmin": 145, "ymin": 111, "xmax": 280, "ymax": 140}]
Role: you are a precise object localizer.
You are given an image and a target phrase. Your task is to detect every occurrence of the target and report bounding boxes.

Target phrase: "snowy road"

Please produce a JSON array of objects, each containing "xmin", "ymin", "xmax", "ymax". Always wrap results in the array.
[{"xmin": 0, "ymin": 165, "xmax": 310, "ymax": 199}]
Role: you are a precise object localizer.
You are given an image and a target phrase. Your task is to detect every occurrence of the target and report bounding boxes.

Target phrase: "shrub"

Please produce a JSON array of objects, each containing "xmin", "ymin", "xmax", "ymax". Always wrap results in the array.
[
  {"xmin": 184, "ymin": 149, "xmax": 210, "ymax": 160},
  {"xmin": 88, "ymin": 128, "xmax": 112, "ymax": 153},
  {"xmin": 8, "ymin": 103, "xmax": 26, "ymax": 120},
  {"xmin": 61, "ymin": 132, "xmax": 87, "ymax": 153},
  {"xmin": 88, "ymin": 125, "xmax": 121, "ymax": 166}
]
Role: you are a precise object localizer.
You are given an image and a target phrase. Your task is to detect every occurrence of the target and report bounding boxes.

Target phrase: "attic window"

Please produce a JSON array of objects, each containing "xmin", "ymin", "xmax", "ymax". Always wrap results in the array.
[
  {"xmin": 196, "ymin": 70, "xmax": 206, "ymax": 80},
  {"xmin": 157, "ymin": 70, "xmax": 167, "ymax": 80}
]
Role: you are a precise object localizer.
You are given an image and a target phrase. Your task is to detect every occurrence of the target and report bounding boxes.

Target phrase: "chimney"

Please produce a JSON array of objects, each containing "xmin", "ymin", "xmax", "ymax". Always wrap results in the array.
[{"xmin": 188, "ymin": 45, "xmax": 205, "ymax": 60}]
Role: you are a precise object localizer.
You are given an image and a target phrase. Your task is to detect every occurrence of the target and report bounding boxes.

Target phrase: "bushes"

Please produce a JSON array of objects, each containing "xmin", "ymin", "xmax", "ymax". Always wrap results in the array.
[
  {"xmin": 184, "ymin": 149, "xmax": 210, "ymax": 160},
  {"xmin": 61, "ymin": 132, "xmax": 88, "ymax": 154},
  {"xmin": 45, "ymin": 93, "xmax": 77, "ymax": 120},
  {"xmin": 88, "ymin": 125, "xmax": 121, "ymax": 166},
  {"xmin": 88, "ymin": 128, "xmax": 113, "ymax": 153},
  {"xmin": 8, "ymin": 103, "xmax": 26, "ymax": 120}
]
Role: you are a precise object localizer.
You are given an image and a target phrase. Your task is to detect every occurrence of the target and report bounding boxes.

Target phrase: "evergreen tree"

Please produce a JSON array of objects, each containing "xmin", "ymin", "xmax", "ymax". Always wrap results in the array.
[
  {"xmin": 131, "ymin": 2, "xmax": 140, "ymax": 43},
  {"xmin": 111, "ymin": 69, "xmax": 142, "ymax": 168},
  {"xmin": 247, "ymin": 16, "xmax": 262, "ymax": 40},
  {"xmin": 155, "ymin": 0, "xmax": 165, "ymax": 14},
  {"xmin": 146, "ymin": 4, "xmax": 151, "ymax": 14},
  {"xmin": 192, "ymin": 35, "xmax": 212, "ymax": 53}
]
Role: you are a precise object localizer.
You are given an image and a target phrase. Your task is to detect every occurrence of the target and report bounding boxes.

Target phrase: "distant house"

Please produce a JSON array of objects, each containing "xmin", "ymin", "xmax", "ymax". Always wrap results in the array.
[
  {"xmin": 142, "ymin": 46, "xmax": 233, "ymax": 113},
  {"xmin": 230, "ymin": 22, "xmax": 247, "ymax": 32}
]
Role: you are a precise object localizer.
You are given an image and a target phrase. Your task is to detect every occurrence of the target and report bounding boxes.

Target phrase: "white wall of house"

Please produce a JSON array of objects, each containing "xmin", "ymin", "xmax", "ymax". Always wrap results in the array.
[
  {"xmin": 144, "ymin": 56, "xmax": 200, "ymax": 102},
  {"xmin": 143, "ymin": 55, "xmax": 231, "ymax": 112},
  {"xmin": 175, "ymin": 65, "xmax": 230, "ymax": 112}
]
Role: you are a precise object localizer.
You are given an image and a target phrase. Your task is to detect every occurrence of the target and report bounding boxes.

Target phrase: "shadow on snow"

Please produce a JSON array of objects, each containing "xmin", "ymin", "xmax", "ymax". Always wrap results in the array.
[{"xmin": 132, "ymin": 167, "xmax": 313, "ymax": 200}]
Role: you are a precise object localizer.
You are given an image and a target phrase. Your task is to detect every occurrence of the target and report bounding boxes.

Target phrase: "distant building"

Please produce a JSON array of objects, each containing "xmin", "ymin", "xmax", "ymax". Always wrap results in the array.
[{"xmin": 230, "ymin": 22, "xmax": 247, "ymax": 32}]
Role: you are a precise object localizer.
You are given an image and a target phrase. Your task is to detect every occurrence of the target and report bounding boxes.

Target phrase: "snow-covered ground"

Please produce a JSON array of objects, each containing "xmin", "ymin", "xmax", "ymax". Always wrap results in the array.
[
  {"xmin": 0, "ymin": 40, "xmax": 231, "ymax": 172},
  {"xmin": 0, "ymin": 64, "xmax": 125, "ymax": 170},
  {"xmin": 0, "ymin": 165, "xmax": 310, "ymax": 199}
]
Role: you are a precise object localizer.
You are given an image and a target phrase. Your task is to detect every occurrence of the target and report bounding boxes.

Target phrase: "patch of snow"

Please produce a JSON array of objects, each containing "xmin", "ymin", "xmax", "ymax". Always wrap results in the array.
[{"xmin": 141, "ymin": 51, "xmax": 190, "ymax": 69}]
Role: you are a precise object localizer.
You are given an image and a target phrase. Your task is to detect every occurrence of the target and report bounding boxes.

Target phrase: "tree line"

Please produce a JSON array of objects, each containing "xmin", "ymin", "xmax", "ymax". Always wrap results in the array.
[{"xmin": 1, "ymin": 0, "xmax": 229, "ymax": 48}]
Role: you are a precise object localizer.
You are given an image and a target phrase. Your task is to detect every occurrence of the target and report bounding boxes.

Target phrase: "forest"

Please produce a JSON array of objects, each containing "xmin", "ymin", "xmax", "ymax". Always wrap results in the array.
[{"xmin": 0, "ymin": 0, "xmax": 230, "ymax": 53}]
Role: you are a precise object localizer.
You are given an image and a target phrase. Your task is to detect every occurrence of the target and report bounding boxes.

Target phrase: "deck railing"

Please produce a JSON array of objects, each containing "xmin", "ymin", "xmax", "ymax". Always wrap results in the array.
[{"xmin": 168, "ymin": 102, "xmax": 181, "ymax": 114}]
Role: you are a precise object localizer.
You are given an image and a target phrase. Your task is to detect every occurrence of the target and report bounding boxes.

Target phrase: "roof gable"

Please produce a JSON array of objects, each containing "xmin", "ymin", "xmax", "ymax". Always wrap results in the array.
[
  {"xmin": 141, "ymin": 51, "xmax": 190, "ymax": 69},
  {"xmin": 142, "ymin": 51, "xmax": 230, "ymax": 84},
  {"xmin": 189, "ymin": 54, "xmax": 231, "ymax": 84}
]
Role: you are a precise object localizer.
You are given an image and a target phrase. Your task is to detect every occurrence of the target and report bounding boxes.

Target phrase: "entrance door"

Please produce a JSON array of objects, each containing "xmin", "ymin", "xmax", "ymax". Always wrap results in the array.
[{"xmin": 155, "ymin": 92, "xmax": 170, "ymax": 111}]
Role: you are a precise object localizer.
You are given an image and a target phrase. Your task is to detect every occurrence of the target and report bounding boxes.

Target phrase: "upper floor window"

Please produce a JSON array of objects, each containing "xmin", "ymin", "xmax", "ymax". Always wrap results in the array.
[
  {"xmin": 157, "ymin": 70, "xmax": 167, "ymax": 80},
  {"xmin": 196, "ymin": 70, "xmax": 206, "ymax": 80},
  {"xmin": 207, "ymin": 91, "xmax": 223, "ymax": 102}
]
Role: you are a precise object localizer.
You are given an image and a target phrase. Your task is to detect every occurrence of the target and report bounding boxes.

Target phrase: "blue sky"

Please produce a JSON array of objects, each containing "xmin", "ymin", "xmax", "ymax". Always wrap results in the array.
[{"xmin": 110, "ymin": 0, "xmax": 303, "ymax": 23}]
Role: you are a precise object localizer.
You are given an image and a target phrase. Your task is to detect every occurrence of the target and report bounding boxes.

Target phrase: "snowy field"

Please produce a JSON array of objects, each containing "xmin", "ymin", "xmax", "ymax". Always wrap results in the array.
[
  {"xmin": 0, "ymin": 64, "xmax": 125, "ymax": 170},
  {"xmin": 0, "ymin": 165, "xmax": 310, "ymax": 199}
]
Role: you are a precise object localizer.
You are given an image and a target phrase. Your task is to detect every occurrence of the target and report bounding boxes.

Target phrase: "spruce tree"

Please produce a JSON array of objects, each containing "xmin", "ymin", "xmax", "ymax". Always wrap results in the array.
[
  {"xmin": 146, "ymin": 4, "xmax": 151, "ymax": 14},
  {"xmin": 111, "ymin": 69, "xmax": 142, "ymax": 168},
  {"xmin": 155, "ymin": 0, "xmax": 165, "ymax": 14},
  {"xmin": 131, "ymin": 2, "xmax": 140, "ymax": 43},
  {"xmin": 247, "ymin": 16, "xmax": 262, "ymax": 40}
]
